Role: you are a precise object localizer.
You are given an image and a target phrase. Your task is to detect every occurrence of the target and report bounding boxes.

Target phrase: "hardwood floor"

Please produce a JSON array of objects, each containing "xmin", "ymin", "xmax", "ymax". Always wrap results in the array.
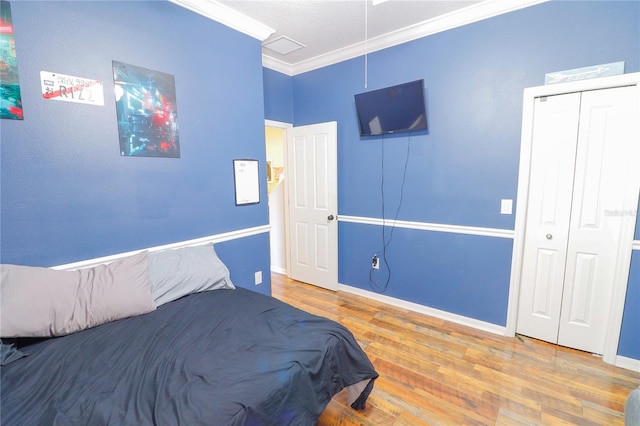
[{"xmin": 270, "ymin": 273, "xmax": 640, "ymax": 425}]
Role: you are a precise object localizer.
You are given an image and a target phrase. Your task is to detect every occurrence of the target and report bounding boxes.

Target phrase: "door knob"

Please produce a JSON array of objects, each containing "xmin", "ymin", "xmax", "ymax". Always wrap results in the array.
[
  {"xmin": 327, "ymin": 214, "xmax": 335, "ymax": 221},
  {"xmin": 546, "ymin": 234, "xmax": 553, "ymax": 240}
]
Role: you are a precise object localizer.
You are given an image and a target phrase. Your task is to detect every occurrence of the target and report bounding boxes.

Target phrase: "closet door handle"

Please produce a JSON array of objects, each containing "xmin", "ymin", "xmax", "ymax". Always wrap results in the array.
[
  {"xmin": 327, "ymin": 214, "xmax": 335, "ymax": 221},
  {"xmin": 546, "ymin": 234, "xmax": 553, "ymax": 240}
]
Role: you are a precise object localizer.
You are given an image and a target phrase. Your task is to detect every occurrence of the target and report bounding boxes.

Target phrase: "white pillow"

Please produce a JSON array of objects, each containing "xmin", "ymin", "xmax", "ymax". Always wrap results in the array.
[
  {"xmin": 148, "ymin": 245, "xmax": 235, "ymax": 307},
  {"xmin": 0, "ymin": 251, "xmax": 156, "ymax": 337}
]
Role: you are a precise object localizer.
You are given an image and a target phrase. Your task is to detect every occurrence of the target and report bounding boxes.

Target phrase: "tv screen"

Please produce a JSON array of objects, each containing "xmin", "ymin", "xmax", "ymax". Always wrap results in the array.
[{"xmin": 354, "ymin": 79, "xmax": 427, "ymax": 136}]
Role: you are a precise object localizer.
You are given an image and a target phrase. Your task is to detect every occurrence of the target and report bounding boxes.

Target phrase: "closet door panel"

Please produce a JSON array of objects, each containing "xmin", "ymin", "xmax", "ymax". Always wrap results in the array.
[
  {"xmin": 558, "ymin": 85, "xmax": 639, "ymax": 354},
  {"xmin": 516, "ymin": 93, "xmax": 581, "ymax": 343}
]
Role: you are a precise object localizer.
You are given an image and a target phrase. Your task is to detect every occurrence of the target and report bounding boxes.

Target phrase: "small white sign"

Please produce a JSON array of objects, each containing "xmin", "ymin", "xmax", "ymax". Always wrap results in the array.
[
  {"xmin": 40, "ymin": 71, "xmax": 104, "ymax": 106},
  {"xmin": 233, "ymin": 159, "xmax": 260, "ymax": 205},
  {"xmin": 544, "ymin": 61, "xmax": 624, "ymax": 85}
]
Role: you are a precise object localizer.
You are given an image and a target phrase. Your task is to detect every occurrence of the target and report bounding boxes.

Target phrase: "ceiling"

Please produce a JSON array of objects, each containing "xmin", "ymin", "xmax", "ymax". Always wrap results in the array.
[{"xmin": 170, "ymin": 0, "xmax": 548, "ymax": 75}]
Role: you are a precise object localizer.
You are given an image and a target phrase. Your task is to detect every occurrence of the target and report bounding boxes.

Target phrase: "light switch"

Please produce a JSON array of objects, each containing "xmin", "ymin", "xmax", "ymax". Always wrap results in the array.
[
  {"xmin": 501, "ymin": 199, "xmax": 513, "ymax": 215},
  {"xmin": 255, "ymin": 271, "xmax": 262, "ymax": 285}
]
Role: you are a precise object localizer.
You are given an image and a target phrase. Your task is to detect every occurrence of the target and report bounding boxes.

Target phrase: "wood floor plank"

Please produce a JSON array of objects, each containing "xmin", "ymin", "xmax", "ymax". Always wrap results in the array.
[
  {"xmin": 270, "ymin": 273, "xmax": 640, "ymax": 425},
  {"xmin": 494, "ymin": 408, "xmax": 542, "ymax": 426},
  {"xmin": 484, "ymin": 391, "xmax": 542, "ymax": 423},
  {"xmin": 581, "ymin": 399, "xmax": 626, "ymax": 426}
]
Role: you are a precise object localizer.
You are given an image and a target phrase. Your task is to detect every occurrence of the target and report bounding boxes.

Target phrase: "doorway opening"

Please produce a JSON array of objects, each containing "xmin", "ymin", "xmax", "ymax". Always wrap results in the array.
[{"xmin": 265, "ymin": 121, "xmax": 290, "ymax": 275}]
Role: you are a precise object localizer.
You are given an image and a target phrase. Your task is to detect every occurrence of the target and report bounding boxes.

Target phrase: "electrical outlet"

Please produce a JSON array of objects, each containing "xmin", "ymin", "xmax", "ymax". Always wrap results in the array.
[
  {"xmin": 372, "ymin": 255, "xmax": 379, "ymax": 270},
  {"xmin": 254, "ymin": 271, "xmax": 262, "ymax": 285}
]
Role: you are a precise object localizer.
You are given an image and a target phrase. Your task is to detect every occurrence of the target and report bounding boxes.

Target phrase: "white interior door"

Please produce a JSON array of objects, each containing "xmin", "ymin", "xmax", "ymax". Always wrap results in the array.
[
  {"xmin": 286, "ymin": 122, "xmax": 338, "ymax": 291},
  {"xmin": 516, "ymin": 93, "xmax": 581, "ymax": 343},
  {"xmin": 516, "ymin": 84, "xmax": 640, "ymax": 355},
  {"xmin": 557, "ymin": 86, "xmax": 639, "ymax": 354}
]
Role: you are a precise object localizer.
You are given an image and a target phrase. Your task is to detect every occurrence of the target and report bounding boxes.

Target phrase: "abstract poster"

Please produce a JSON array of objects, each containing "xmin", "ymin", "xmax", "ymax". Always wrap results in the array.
[
  {"xmin": 113, "ymin": 61, "xmax": 180, "ymax": 158},
  {"xmin": 0, "ymin": 0, "xmax": 23, "ymax": 120}
]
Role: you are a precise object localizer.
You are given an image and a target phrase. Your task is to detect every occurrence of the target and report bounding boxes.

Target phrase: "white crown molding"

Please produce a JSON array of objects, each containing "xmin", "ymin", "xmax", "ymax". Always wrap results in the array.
[
  {"xmin": 168, "ymin": 0, "xmax": 274, "ymax": 41},
  {"xmin": 338, "ymin": 215, "xmax": 514, "ymax": 239},
  {"xmin": 264, "ymin": 0, "xmax": 550, "ymax": 76},
  {"xmin": 262, "ymin": 55, "xmax": 295, "ymax": 76}
]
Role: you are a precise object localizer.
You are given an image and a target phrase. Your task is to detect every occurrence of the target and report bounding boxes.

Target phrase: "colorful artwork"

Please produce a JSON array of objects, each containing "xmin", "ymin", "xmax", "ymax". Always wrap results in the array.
[
  {"xmin": 0, "ymin": 0, "xmax": 23, "ymax": 120},
  {"xmin": 113, "ymin": 61, "xmax": 180, "ymax": 158}
]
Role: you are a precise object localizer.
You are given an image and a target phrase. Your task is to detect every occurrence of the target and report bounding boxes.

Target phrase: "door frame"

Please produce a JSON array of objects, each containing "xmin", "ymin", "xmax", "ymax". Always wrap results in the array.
[
  {"xmin": 506, "ymin": 72, "xmax": 640, "ymax": 365},
  {"xmin": 266, "ymin": 119, "xmax": 293, "ymax": 276},
  {"xmin": 264, "ymin": 119, "xmax": 339, "ymax": 291}
]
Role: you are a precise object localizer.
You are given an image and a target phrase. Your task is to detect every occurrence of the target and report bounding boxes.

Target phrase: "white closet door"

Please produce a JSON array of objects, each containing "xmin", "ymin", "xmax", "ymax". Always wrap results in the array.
[
  {"xmin": 516, "ymin": 93, "xmax": 581, "ymax": 343},
  {"xmin": 557, "ymin": 86, "xmax": 639, "ymax": 354}
]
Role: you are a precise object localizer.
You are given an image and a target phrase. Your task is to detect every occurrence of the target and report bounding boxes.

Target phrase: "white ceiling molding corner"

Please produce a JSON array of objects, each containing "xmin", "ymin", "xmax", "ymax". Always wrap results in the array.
[
  {"xmin": 168, "ymin": 0, "xmax": 275, "ymax": 41},
  {"xmin": 264, "ymin": 0, "xmax": 549, "ymax": 76},
  {"xmin": 262, "ymin": 55, "xmax": 295, "ymax": 77}
]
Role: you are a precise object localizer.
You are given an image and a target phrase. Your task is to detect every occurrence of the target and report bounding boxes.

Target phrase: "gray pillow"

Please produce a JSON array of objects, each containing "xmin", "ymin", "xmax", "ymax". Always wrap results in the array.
[
  {"xmin": 148, "ymin": 245, "xmax": 235, "ymax": 307},
  {"xmin": 0, "ymin": 251, "xmax": 156, "ymax": 338}
]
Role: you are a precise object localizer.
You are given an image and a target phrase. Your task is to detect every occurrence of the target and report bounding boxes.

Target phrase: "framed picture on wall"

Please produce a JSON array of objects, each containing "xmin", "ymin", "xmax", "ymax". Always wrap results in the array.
[
  {"xmin": 233, "ymin": 159, "xmax": 260, "ymax": 205},
  {"xmin": 0, "ymin": 0, "xmax": 24, "ymax": 120},
  {"xmin": 113, "ymin": 61, "xmax": 180, "ymax": 158}
]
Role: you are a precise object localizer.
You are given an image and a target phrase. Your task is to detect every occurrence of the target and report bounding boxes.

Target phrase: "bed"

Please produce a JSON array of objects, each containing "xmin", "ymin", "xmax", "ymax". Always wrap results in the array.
[{"xmin": 1, "ymin": 245, "xmax": 378, "ymax": 425}]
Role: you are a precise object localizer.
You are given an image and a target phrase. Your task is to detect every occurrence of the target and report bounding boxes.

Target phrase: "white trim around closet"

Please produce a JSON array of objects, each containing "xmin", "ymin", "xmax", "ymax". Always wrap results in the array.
[{"xmin": 506, "ymin": 72, "xmax": 640, "ymax": 367}]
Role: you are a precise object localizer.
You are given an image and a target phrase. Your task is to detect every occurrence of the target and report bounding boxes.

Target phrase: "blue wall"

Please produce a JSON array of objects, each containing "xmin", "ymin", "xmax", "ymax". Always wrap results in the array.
[
  {"xmin": 263, "ymin": 67, "xmax": 293, "ymax": 124},
  {"xmin": 264, "ymin": 1, "xmax": 640, "ymax": 357},
  {"xmin": 0, "ymin": 1, "xmax": 271, "ymax": 293},
  {"xmin": 622, "ymin": 199, "xmax": 640, "ymax": 358},
  {"xmin": 3, "ymin": 0, "xmax": 637, "ymax": 357},
  {"xmin": 619, "ymin": 252, "xmax": 640, "ymax": 359}
]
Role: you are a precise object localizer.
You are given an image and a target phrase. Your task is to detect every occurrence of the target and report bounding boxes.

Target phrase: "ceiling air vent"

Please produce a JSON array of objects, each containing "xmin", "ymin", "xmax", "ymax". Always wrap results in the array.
[{"xmin": 263, "ymin": 36, "xmax": 305, "ymax": 55}]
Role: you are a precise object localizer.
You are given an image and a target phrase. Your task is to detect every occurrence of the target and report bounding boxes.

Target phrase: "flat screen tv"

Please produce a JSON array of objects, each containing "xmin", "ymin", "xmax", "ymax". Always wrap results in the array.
[{"xmin": 354, "ymin": 79, "xmax": 427, "ymax": 136}]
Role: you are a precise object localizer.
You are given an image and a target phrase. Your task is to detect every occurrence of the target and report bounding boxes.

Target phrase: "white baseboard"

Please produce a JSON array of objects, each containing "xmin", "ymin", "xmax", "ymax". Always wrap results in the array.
[
  {"xmin": 337, "ymin": 283, "xmax": 506, "ymax": 336},
  {"xmin": 337, "ymin": 283, "xmax": 640, "ymax": 371},
  {"xmin": 270, "ymin": 266, "xmax": 287, "ymax": 275},
  {"xmin": 53, "ymin": 225, "xmax": 270, "ymax": 271},
  {"xmin": 615, "ymin": 355, "xmax": 640, "ymax": 373}
]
